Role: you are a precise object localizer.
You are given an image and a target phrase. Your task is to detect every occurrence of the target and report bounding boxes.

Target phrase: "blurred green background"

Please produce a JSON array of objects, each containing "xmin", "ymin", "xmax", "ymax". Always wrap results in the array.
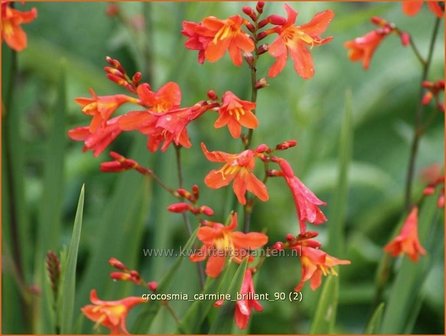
[{"xmin": 2, "ymin": 1, "xmax": 444, "ymax": 334}]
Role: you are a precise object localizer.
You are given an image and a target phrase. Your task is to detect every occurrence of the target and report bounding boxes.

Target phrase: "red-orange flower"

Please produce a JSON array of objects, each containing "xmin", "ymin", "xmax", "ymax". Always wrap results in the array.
[
  {"xmin": 190, "ymin": 213, "xmax": 268, "ymax": 278},
  {"xmin": 294, "ymin": 244, "xmax": 351, "ymax": 291},
  {"xmin": 268, "ymin": 5, "xmax": 334, "ymax": 79},
  {"xmin": 1, "ymin": 1, "xmax": 37, "ymax": 51},
  {"xmin": 214, "ymin": 91, "xmax": 258, "ymax": 138},
  {"xmin": 201, "ymin": 143, "xmax": 268, "ymax": 205},
  {"xmin": 402, "ymin": 0, "xmax": 443, "ymax": 17},
  {"xmin": 384, "ymin": 207, "xmax": 427, "ymax": 262},
  {"xmin": 75, "ymin": 89, "xmax": 137, "ymax": 132},
  {"xmin": 215, "ymin": 268, "xmax": 263, "ymax": 329},
  {"xmin": 344, "ymin": 29, "xmax": 390, "ymax": 69},
  {"xmin": 276, "ymin": 158, "xmax": 327, "ymax": 233},
  {"xmin": 182, "ymin": 15, "xmax": 255, "ymax": 66},
  {"xmin": 81, "ymin": 289, "xmax": 145, "ymax": 334},
  {"xmin": 68, "ymin": 116, "xmax": 123, "ymax": 157},
  {"xmin": 119, "ymin": 82, "xmax": 209, "ymax": 152},
  {"xmin": 421, "ymin": 79, "xmax": 445, "ymax": 112}
]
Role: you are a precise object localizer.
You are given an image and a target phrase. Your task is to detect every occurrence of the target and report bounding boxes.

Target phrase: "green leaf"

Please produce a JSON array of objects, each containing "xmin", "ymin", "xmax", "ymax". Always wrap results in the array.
[
  {"xmin": 365, "ymin": 302, "xmax": 385, "ymax": 333},
  {"xmin": 208, "ymin": 259, "xmax": 248, "ymax": 334},
  {"xmin": 60, "ymin": 185, "xmax": 85, "ymax": 333},
  {"xmin": 310, "ymin": 275, "xmax": 339, "ymax": 334},
  {"xmin": 328, "ymin": 90, "xmax": 353, "ymax": 255},
  {"xmin": 380, "ymin": 189, "xmax": 441, "ymax": 333},
  {"xmin": 132, "ymin": 229, "xmax": 198, "ymax": 333},
  {"xmin": 178, "ymin": 260, "xmax": 237, "ymax": 334}
]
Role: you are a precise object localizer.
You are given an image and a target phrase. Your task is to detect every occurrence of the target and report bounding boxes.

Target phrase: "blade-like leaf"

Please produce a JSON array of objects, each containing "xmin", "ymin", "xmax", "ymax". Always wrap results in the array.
[
  {"xmin": 208, "ymin": 259, "xmax": 248, "ymax": 334},
  {"xmin": 328, "ymin": 90, "xmax": 353, "ymax": 255},
  {"xmin": 178, "ymin": 260, "xmax": 237, "ymax": 333},
  {"xmin": 132, "ymin": 229, "xmax": 197, "ymax": 333},
  {"xmin": 60, "ymin": 185, "xmax": 85, "ymax": 333},
  {"xmin": 380, "ymin": 188, "xmax": 441, "ymax": 333},
  {"xmin": 365, "ymin": 302, "xmax": 385, "ymax": 334},
  {"xmin": 310, "ymin": 275, "xmax": 339, "ymax": 334}
]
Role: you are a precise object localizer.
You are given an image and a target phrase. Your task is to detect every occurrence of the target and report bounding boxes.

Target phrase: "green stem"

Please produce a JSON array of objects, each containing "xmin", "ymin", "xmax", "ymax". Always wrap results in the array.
[
  {"xmin": 404, "ymin": 17, "xmax": 441, "ymax": 211},
  {"xmin": 174, "ymin": 145, "xmax": 205, "ymax": 288},
  {"xmin": 242, "ymin": 19, "xmax": 260, "ymax": 233}
]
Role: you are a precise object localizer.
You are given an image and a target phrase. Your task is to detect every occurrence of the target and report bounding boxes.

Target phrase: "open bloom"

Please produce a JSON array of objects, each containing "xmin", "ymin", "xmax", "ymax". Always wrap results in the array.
[
  {"xmin": 182, "ymin": 15, "xmax": 254, "ymax": 66},
  {"xmin": 276, "ymin": 158, "xmax": 327, "ymax": 233},
  {"xmin": 294, "ymin": 243, "xmax": 351, "ymax": 291},
  {"xmin": 344, "ymin": 29, "xmax": 390, "ymax": 69},
  {"xmin": 214, "ymin": 91, "xmax": 258, "ymax": 138},
  {"xmin": 402, "ymin": 0, "xmax": 443, "ymax": 17},
  {"xmin": 75, "ymin": 89, "xmax": 137, "ymax": 132},
  {"xmin": 268, "ymin": 5, "xmax": 334, "ymax": 78},
  {"xmin": 119, "ymin": 82, "xmax": 209, "ymax": 151},
  {"xmin": 1, "ymin": 1, "xmax": 37, "ymax": 51},
  {"xmin": 190, "ymin": 213, "xmax": 268, "ymax": 278},
  {"xmin": 384, "ymin": 207, "xmax": 426, "ymax": 262},
  {"xmin": 81, "ymin": 289, "xmax": 145, "ymax": 334},
  {"xmin": 215, "ymin": 268, "xmax": 263, "ymax": 329},
  {"xmin": 201, "ymin": 143, "xmax": 268, "ymax": 205},
  {"xmin": 68, "ymin": 116, "xmax": 123, "ymax": 157}
]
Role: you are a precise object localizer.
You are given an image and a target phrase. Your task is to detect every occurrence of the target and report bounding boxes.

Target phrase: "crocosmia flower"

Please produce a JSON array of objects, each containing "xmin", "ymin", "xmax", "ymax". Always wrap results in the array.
[
  {"xmin": 75, "ymin": 89, "xmax": 137, "ymax": 132},
  {"xmin": 81, "ymin": 289, "xmax": 145, "ymax": 334},
  {"xmin": 201, "ymin": 143, "xmax": 268, "ymax": 205},
  {"xmin": 384, "ymin": 207, "xmax": 427, "ymax": 262},
  {"xmin": 68, "ymin": 116, "xmax": 123, "ymax": 157},
  {"xmin": 215, "ymin": 268, "xmax": 263, "ymax": 329},
  {"xmin": 190, "ymin": 213, "xmax": 268, "ymax": 278},
  {"xmin": 276, "ymin": 158, "xmax": 327, "ymax": 233},
  {"xmin": 182, "ymin": 15, "xmax": 255, "ymax": 66},
  {"xmin": 214, "ymin": 91, "xmax": 258, "ymax": 138},
  {"xmin": 402, "ymin": 0, "xmax": 443, "ymax": 17},
  {"xmin": 268, "ymin": 5, "xmax": 334, "ymax": 79},
  {"xmin": 344, "ymin": 29, "xmax": 389, "ymax": 70},
  {"xmin": 1, "ymin": 0, "xmax": 37, "ymax": 51},
  {"xmin": 294, "ymin": 243, "xmax": 351, "ymax": 291}
]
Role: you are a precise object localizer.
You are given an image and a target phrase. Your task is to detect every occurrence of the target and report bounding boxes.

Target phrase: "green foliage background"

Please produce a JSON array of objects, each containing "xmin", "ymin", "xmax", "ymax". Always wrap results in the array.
[{"xmin": 2, "ymin": 1, "xmax": 444, "ymax": 334}]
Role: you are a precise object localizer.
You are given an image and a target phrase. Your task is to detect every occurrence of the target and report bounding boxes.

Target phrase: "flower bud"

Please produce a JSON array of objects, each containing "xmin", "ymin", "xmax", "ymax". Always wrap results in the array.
[
  {"xmin": 267, "ymin": 169, "xmax": 283, "ymax": 177},
  {"xmin": 109, "ymin": 257, "xmax": 127, "ymax": 270},
  {"xmin": 110, "ymin": 272, "xmax": 131, "ymax": 281},
  {"xmin": 106, "ymin": 3, "xmax": 120, "ymax": 17},
  {"xmin": 132, "ymin": 72, "xmax": 142, "ymax": 85},
  {"xmin": 399, "ymin": 32, "xmax": 410, "ymax": 46},
  {"xmin": 147, "ymin": 281, "xmax": 158, "ymax": 291},
  {"xmin": 255, "ymin": 77, "xmax": 268, "ymax": 90},
  {"xmin": 286, "ymin": 233, "xmax": 295, "ymax": 242},
  {"xmin": 272, "ymin": 242, "xmax": 284, "ymax": 251},
  {"xmin": 200, "ymin": 205, "xmax": 214, "ymax": 216},
  {"xmin": 276, "ymin": 139, "xmax": 297, "ymax": 150},
  {"xmin": 255, "ymin": 144, "xmax": 270, "ymax": 153},
  {"xmin": 207, "ymin": 90, "xmax": 218, "ymax": 101},
  {"xmin": 167, "ymin": 202, "xmax": 191, "ymax": 213},
  {"xmin": 192, "ymin": 184, "xmax": 200, "ymax": 200},
  {"xmin": 370, "ymin": 16, "xmax": 387, "ymax": 27},
  {"xmin": 256, "ymin": 1, "xmax": 265, "ymax": 14},
  {"xmin": 242, "ymin": 6, "xmax": 256, "ymax": 21},
  {"xmin": 257, "ymin": 44, "xmax": 268, "ymax": 55},
  {"xmin": 268, "ymin": 14, "xmax": 287, "ymax": 25}
]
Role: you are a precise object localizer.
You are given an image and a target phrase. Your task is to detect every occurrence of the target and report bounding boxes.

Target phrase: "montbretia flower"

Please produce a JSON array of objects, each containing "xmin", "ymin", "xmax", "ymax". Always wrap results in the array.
[
  {"xmin": 402, "ymin": 0, "xmax": 443, "ymax": 17},
  {"xmin": 119, "ymin": 82, "xmax": 209, "ymax": 152},
  {"xmin": 214, "ymin": 91, "xmax": 258, "ymax": 138},
  {"xmin": 275, "ymin": 158, "xmax": 327, "ymax": 232},
  {"xmin": 267, "ymin": 5, "xmax": 334, "ymax": 78},
  {"xmin": 215, "ymin": 268, "xmax": 263, "ymax": 329},
  {"xmin": 201, "ymin": 143, "xmax": 268, "ymax": 205},
  {"xmin": 75, "ymin": 89, "xmax": 137, "ymax": 132},
  {"xmin": 182, "ymin": 15, "xmax": 255, "ymax": 66},
  {"xmin": 1, "ymin": 1, "xmax": 37, "ymax": 51},
  {"xmin": 190, "ymin": 213, "xmax": 268, "ymax": 278},
  {"xmin": 294, "ymin": 244, "xmax": 351, "ymax": 291},
  {"xmin": 68, "ymin": 116, "xmax": 123, "ymax": 157},
  {"xmin": 81, "ymin": 289, "xmax": 145, "ymax": 334},
  {"xmin": 384, "ymin": 207, "xmax": 427, "ymax": 262},
  {"xmin": 344, "ymin": 29, "xmax": 390, "ymax": 69}
]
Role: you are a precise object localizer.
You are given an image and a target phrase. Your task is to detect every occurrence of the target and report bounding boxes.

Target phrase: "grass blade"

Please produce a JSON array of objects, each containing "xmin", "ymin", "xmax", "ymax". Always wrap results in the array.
[
  {"xmin": 208, "ymin": 259, "xmax": 248, "ymax": 334},
  {"xmin": 60, "ymin": 185, "xmax": 85, "ymax": 333},
  {"xmin": 328, "ymin": 90, "xmax": 353, "ymax": 255},
  {"xmin": 380, "ymin": 188, "xmax": 441, "ymax": 333},
  {"xmin": 310, "ymin": 275, "xmax": 339, "ymax": 334},
  {"xmin": 365, "ymin": 302, "xmax": 385, "ymax": 333},
  {"xmin": 132, "ymin": 229, "xmax": 197, "ymax": 333}
]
